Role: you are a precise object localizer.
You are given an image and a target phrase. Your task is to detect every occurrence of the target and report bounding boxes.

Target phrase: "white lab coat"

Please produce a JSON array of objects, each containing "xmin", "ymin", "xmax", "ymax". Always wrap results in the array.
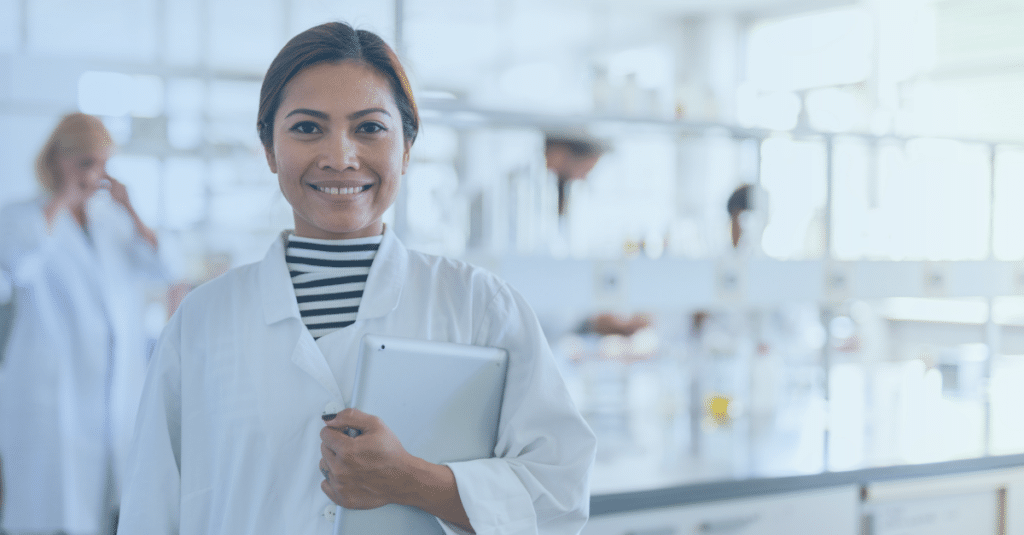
[
  {"xmin": 0, "ymin": 194, "xmax": 165, "ymax": 535},
  {"xmin": 117, "ymin": 227, "xmax": 596, "ymax": 535}
]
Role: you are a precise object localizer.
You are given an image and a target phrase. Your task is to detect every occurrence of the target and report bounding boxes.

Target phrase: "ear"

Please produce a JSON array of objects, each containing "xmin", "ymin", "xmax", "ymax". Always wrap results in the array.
[
  {"xmin": 264, "ymin": 144, "xmax": 278, "ymax": 174},
  {"xmin": 401, "ymin": 141, "xmax": 412, "ymax": 174}
]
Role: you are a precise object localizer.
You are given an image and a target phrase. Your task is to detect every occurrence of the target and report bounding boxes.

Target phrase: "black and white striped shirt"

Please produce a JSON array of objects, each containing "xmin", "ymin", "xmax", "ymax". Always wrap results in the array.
[{"xmin": 286, "ymin": 234, "xmax": 382, "ymax": 339}]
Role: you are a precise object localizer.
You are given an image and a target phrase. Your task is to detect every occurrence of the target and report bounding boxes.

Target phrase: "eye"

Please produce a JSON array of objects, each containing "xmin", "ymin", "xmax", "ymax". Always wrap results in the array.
[
  {"xmin": 356, "ymin": 122, "xmax": 386, "ymax": 134},
  {"xmin": 290, "ymin": 121, "xmax": 321, "ymax": 135}
]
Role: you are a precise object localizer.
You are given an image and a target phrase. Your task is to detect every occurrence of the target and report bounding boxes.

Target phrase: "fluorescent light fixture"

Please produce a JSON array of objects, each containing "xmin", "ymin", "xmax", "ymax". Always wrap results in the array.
[
  {"xmin": 79, "ymin": 71, "xmax": 134, "ymax": 117},
  {"xmin": 881, "ymin": 297, "xmax": 989, "ymax": 324},
  {"xmin": 993, "ymin": 296, "xmax": 1024, "ymax": 326},
  {"xmin": 450, "ymin": 111, "xmax": 486, "ymax": 125},
  {"xmin": 132, "ymin": 75, "xmax": 164, "ymax": 118},
  {"xmin": 79, "ymin": 71, "xmax": 164, "ymax": 118},
  {"xmin": 747, "ymin": 7, "xmax": 873, "ymax": 91}
]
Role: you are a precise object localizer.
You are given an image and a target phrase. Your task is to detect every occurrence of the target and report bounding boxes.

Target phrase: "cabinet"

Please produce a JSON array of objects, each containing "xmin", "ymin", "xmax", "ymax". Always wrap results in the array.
[
  {"xmin": 582, "ymin": 485, "xmax": 859, "ymax": 535},
  {"xmin": 863, "ymin": 467, "xmax": 1024, "ymax": 535}
]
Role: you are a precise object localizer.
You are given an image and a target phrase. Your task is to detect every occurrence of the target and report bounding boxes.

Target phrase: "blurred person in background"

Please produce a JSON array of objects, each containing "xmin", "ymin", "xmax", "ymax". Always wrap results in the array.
[
  {"xmin": 688, "ymin": 182, "xmax": 826, "ymax": 475},
  {"xmin": 0, "ymin": 113, "xmax": 165, "ymax": 535},
  {"xmin": 544, "ymin": 134, "xmax": 607, "ymax": 218},
  {"xmin": 117, "ymin": 21, "xmax": 594, "ymax": 535},
  {"xmin": 543, "ymin": 135, "xmax": 650, "ymax": 339},
  {"xmin": 726, "ymin": 183, "xmax": 767, "ymax": 253}
]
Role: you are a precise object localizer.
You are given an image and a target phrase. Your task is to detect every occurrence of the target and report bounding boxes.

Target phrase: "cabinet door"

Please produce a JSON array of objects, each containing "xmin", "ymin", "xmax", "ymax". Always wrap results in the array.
[
  {"xmin": 583, "ymin": 485, "xmax": 859, "ymax": 535},
  {"xmin": 864, "ymin": 489, "xmax": 1000, "ymax": 535},
  {"xmin": 863, "ymin": 469, "xmax": 1024, "ymax": 535}
]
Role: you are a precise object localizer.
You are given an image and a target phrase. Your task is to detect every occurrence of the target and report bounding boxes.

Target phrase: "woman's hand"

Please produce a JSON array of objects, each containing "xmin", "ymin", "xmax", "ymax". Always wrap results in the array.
[
  {"xmin": 102, "ymin": 175, "xmax": 159, "ymax": 249},
  {"xmin": 319, "ymin": 408, "xmax": 416, "ymax": 510},
  {"xmin": 319, "ymin": 408, "xmax": 474, "ymax": 532},
  {"xmin": 103, "ymin": 175, "xmax": 131, "ymax": 208}
]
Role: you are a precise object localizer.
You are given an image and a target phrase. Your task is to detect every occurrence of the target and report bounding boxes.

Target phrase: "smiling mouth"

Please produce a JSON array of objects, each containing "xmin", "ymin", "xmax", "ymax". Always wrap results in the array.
[{"xmin": 309, "ymin": 184, "xmax": 372, "ymax": 195}]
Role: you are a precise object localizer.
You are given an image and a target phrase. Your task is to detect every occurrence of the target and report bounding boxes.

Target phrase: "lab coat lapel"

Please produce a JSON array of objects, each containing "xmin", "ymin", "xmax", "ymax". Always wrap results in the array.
[
  {"xmin": 356, "ymin": 226, "xmax": 408, "ymax": 322},
  {"xmin": 258, "ymin": 232, "xmax": 342, "ymax": 400},
  {"xmin": 51, "ymin": 211, "xmax": 119, "ymax": 348}
]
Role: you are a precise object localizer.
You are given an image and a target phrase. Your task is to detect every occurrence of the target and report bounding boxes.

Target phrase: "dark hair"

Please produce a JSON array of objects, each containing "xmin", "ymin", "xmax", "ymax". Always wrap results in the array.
[
  {"xmin": 727, "ymin": 184, "xmax": 752, "ymax": 217},
  {"xmin": 544, "ymin": 135, "xmax": 609, "ymax": 159},
  {"xmin": 257, "ymin": 22, "xmax": 419, "ymax": 149}
]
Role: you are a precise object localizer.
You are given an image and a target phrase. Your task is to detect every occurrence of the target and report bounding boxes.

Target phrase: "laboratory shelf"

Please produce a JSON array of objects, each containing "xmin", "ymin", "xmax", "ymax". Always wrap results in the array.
[
  {"xmin": 472, "ymin": 255, "xmax": 1024, "ymax": 312},
  {"xmin": 589, "ymin": 452, "xmax": 1024, "ymax": 516},
  {"xmin": 418, "ymin": 97, "xmax": 771, "ymax": 139}
]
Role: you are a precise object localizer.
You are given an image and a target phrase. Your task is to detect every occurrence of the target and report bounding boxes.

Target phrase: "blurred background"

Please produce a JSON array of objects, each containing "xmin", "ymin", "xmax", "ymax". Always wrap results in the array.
[{"xmin": 3, "ymin": 0, "xmax": 1024, "ymax": 529}]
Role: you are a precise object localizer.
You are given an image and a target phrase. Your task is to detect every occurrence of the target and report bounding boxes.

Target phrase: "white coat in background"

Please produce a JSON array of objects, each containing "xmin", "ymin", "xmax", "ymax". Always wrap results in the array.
[
  {"xmin": 117, "ymin": 227, "xmax": 597, "ymax": 535},
  {"xmin": 0, "ymin": 194, "xmax": 165, "ymax": 535}
]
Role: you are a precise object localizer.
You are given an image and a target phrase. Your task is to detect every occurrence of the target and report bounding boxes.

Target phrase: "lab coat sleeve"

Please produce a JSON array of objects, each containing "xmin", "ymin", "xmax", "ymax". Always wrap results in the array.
[
  {"xmin": 116, "ymin": 313, "xmax": 183, "ymax": 535},
  {"xmin": 123, "ymin": 232, "xmax": 166, "ymax": 281},
  {"xmin": 442, "ymin": 282, "xmax": 596, "ymax": 535},
  {"xmin": 95, "ymin": 194, "xmax": 167, "ymax": 281},
  {"xmin": 0, "ymin": 202, "xmax": 65, "ymax": 285},
  {"xmin": 0, "ymin": 268, "xmax": 11, "ymax": 304}
]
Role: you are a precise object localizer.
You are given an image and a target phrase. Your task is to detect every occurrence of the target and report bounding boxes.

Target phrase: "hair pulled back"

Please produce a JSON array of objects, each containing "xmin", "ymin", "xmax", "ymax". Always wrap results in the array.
[
  {"xmin": 257, "ymin": 22, "xmax": 419, "ymax": 150},
  {"xmin": 35, "ymin": 113, "xmax": 113, "ymax": 193}
]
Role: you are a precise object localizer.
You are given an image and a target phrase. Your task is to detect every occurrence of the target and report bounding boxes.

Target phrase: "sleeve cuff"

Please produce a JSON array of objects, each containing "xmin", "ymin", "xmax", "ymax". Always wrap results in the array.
[{"xmin": 444, "ymin": 458, "xmax": 537, "ymax": 535}]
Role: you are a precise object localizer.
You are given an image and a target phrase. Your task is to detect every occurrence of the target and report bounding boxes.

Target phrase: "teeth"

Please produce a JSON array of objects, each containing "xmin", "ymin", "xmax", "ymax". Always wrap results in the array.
[{"xmin": 313, "ymin": 185, "xmax": 368, "ymax": 195}]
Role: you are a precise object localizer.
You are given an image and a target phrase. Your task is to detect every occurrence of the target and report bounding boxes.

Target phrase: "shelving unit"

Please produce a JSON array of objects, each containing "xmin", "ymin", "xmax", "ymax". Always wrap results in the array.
[{"xmin": 480, "ymin": 257, "xmax": 1024, "ymax": 312}]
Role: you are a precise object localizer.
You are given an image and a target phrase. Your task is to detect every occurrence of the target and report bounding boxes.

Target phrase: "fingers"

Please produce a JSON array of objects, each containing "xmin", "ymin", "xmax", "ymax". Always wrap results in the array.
[
  {"xmin": 326, "ymin": 408, "xmax": 378, "ymax": 434},
  {"xmin": 319, "ymin": 459, "xmax": 330, "ymax": 479},
  {"xmin": 324, "ymin": 423, "xmax": 362, "ymax": 439},
  {"xmin": 102, "ymin": 175, "xmax": 130, "ymax": 204},
  {"xmin": 320, "ymin": 438, "xmax": 338, "ymax": 459}
]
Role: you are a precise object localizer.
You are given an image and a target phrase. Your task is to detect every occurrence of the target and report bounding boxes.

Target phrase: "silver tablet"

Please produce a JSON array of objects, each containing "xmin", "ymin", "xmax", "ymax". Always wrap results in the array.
[{"xmin": 333, "ymin": 334, "xmax": 509, "ymax": 534}]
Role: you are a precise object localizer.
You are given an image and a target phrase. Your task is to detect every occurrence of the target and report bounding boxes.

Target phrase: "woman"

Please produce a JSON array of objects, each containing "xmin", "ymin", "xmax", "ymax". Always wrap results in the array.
[
  {"xmin": 117, "ymin": 22, "xmax": 596, "ymax": 535},
  {"xmin": 0, "ymin": 113, "xmax": 164, "ymax": 535}
]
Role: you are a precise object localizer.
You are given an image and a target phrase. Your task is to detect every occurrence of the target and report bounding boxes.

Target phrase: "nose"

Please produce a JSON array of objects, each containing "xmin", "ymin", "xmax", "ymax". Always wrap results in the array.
[{"xmin": 319, "ymin": 132, "xmax": 359, "ymax": 171}]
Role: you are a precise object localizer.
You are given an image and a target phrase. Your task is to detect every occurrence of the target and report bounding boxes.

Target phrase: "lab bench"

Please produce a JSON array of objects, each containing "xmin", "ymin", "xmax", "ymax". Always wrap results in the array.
[{"xmin": 586, "ymin": 453, "xmax": 1024, "ymax": 534}]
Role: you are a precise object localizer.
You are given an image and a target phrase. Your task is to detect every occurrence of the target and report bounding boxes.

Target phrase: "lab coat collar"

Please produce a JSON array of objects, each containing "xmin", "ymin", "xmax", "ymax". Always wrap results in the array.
[
  {"xmin": 258, "ymin": 227, "xmax": 408, "ymax": 326},
  {"xmin": 357, "ymin": 225, "xmax": 408, "ymax": 321},
  {"xmin": 259, "ymin": 231, "xmax": 304, "ymax": 326}
]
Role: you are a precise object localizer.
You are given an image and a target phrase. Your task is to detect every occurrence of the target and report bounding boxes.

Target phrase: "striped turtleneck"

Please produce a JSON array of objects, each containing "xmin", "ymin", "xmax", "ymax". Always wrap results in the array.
[{"xmin": 286, "ymin": 233, "xmax": 383, "ymax": 339}]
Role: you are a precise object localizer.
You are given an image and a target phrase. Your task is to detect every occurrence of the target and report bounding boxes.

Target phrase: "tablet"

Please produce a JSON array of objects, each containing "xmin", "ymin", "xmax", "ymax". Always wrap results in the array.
[{"xmin": 333, "ymin": 334, "xmax": 509, "ymax": 534}]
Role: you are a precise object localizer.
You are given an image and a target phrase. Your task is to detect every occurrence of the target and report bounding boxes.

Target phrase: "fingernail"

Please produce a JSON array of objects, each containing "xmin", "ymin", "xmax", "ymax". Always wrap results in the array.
[{"xmin": 322, "ymin": 413, "xmax": 336, "ymax": 421}]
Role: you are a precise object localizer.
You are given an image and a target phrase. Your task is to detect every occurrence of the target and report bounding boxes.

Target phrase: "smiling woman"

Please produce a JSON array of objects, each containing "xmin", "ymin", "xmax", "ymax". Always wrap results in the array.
[
  {"xmin": 116, "ymin": 21, "xmax": 596, "ymax": 535},
  {"xmin": 266, "ymin": 61, "xmax": 408, "ymax": 240}
]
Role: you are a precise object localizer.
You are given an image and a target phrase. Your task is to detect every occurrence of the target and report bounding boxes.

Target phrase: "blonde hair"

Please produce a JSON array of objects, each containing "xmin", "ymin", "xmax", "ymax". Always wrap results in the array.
[{"xmin": 35, "ymin": 113, "xmax": 114, "ymax": 193}]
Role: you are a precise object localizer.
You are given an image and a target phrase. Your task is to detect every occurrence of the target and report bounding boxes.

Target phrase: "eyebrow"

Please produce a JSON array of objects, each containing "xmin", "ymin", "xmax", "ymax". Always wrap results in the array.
[
  {"xmin": 283, "ymin": 108, "xmax": 392, "ymax": 121},
  {"xmin": 284, "ymin": 108, "xmax": 329, "ymax": 120}
]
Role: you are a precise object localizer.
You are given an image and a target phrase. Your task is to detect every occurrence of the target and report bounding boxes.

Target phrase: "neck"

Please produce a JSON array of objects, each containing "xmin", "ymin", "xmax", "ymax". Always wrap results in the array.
[{"xmin": 70, "ymin": 204, "xmax": 88, "ymax": 228}]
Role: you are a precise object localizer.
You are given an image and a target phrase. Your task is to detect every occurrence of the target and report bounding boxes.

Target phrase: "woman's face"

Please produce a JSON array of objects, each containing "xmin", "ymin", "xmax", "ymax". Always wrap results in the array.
[
  {"xmin": 57, "ymin": 147, "xmax": 110, "ymax": 195},
  {"xmin": 265, "ymin": 60, "xmax": 410, "ymax": 240}
]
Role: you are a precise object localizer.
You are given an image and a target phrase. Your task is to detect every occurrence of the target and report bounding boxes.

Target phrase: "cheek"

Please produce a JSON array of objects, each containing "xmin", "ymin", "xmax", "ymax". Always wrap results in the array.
[
  {"xmin": 85, "ymin": 167, "xmax": 104, "ymax": 182},
  {"xmin": 274, "ymin": 157, "xmax": 298, "ymax": 187},
  {"xmin": 57, "ymin": 161, "xmax": 77, "ymax": 181},
  {"xmin": 278, "ymin": 169, "xmax": 299, "ymax": 200}
]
